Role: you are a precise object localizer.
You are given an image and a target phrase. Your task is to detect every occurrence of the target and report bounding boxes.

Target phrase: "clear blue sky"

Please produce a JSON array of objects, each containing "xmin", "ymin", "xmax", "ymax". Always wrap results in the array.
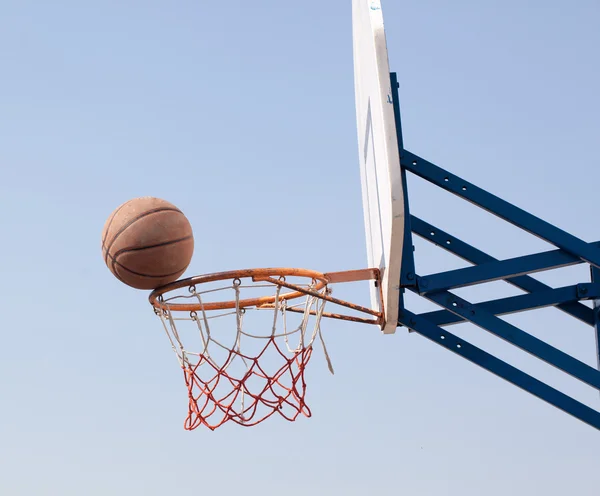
[{"xmin": 1, "ymin": 1, "xmax": 600, "ymax": 494}]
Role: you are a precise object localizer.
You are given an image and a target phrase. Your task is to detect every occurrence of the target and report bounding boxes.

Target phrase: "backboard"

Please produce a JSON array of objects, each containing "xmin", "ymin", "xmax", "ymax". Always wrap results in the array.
[{"xmin": 352, "ymin": 0, "xmax": 405, "ymax": 333}]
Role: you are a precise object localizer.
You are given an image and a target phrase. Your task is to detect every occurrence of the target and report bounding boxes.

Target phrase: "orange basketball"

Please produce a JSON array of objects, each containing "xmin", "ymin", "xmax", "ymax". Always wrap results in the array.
[{"xmin": 101, "ymin": 197, "xmax": 194, "ymax": 290}]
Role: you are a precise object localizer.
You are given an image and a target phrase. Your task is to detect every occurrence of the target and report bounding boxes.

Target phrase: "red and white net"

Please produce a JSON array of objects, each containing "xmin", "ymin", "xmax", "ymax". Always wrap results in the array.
[{"xmin": 153, "ymin": 275, "xmax": 333, "ymax": 430}]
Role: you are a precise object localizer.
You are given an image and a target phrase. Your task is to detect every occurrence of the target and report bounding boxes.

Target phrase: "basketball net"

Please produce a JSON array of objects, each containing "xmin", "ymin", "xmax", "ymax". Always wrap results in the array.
[{"xmin": 153, "ymin": 274, "xmax": 334, "ymax": 430}]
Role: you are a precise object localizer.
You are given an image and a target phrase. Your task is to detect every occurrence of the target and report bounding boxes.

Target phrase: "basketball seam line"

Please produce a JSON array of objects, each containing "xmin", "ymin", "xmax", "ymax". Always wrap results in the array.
[
  {"xmin": 101, "ymin": 201, "xmax": 130, "ymax": 264},
  {"xmin": 110, "ymin": 234, "xmax": 193, "ymax": 278},
  {"xmin": 103, "ymin": 206, "xmax": 183, "ymax": 265},
  {"xmin": 109, "ymin": 258, "xmax": 189, "ymax": 279}
]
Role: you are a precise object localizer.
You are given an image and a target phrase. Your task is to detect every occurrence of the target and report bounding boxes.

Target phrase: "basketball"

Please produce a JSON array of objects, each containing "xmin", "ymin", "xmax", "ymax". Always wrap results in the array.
[{"xmin": 101, "ymin": 197, "xmax": 194, "ymax": 290}]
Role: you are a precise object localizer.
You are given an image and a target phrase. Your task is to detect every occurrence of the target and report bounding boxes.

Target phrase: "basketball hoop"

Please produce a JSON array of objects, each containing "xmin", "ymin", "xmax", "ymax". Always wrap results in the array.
[{"xmin": 149, "ymin": 268, "xmax": 381, "ymax": 430}]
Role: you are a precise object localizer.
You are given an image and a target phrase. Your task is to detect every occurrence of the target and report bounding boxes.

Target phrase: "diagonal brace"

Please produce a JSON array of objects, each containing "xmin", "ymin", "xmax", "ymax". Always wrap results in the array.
[
  {"xmin": 416, "ymin": 286, "xmax": 600, "ymax": 391},
  {"xmin": 410, "ymin": 217, "xmax": 593, "ymax": 325},
  {"xmin": 402, "ymin": 150, "xmax": 600, "ymax": 269},
  {"xmin": 398, "ymin": 309, "xmax": 600, "ymax": 431}
]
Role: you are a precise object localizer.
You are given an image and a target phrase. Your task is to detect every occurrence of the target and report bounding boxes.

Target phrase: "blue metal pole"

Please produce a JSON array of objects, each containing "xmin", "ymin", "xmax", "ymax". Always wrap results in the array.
[
  {"xmin": 390, "ymin": 73, "xmax": 416, "ymax": 289},
  {"xmin": 592, "ymin": 267, "xmax": 600, "ymax": 386}
]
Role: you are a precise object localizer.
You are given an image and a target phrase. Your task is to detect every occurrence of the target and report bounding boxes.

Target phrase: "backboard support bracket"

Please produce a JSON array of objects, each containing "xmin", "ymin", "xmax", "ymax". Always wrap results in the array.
[{"xmin": 390, "ymin": 72, "xmax": 600, "ymax": 431}]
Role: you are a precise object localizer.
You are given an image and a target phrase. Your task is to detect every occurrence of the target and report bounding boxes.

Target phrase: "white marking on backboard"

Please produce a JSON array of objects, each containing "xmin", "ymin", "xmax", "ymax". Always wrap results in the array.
[{"xmin": 362, "ymin": 101, "xmax": 386, "ymax": 272}]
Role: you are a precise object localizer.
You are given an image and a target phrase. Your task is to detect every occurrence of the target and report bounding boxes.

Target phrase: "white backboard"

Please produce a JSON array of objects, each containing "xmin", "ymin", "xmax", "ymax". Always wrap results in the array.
[{"xmin": 352, "ymin": 0, "xmax": 405, "ymax": 334}]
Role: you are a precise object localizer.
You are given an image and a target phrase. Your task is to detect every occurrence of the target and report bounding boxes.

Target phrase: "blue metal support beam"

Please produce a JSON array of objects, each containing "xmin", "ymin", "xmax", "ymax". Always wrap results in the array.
[
  {"xmin": 417, "ymin": 287, "xmax": 600, "ymax": 391},
  {"xmin": 398, "ymin": 309, "xmax": 600, "ymax": 430},
  {"xmin": 592, "ymin": 267, "xmax": 600, "ymax": 380},
  {"xmin": 388, "ymin": 72, "xmax": 600, "ymax": 431},
  {"xmin": 401, "ymin": 150, "xmax": 600, "ymax": 269},
  {"xmin": 410, "ymin": 217, "xmax": 593, "ymax": 325},
  {"xmin": 418, "ymin": 242, "xmax": 600, "ymax": 295},
  {"xmin": 390, "ymin": 73, "xmax": 416, "ymax": 290},
  {"xmin": 420, "ymin": 283, "xmax": 600, "ymax": 327}
]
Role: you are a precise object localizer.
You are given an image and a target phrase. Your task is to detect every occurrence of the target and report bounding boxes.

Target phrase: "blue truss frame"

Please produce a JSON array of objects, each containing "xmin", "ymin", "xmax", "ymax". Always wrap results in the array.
[{"xmin": 389, "ymin": 72, "xmax": 600, "ymax": 430}]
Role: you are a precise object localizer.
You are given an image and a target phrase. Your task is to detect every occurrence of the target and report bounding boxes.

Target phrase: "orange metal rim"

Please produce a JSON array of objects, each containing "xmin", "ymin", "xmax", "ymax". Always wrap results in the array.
[{"xmin": 149, "ymin": 267, "xmax": 329, "ymax": 313}]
